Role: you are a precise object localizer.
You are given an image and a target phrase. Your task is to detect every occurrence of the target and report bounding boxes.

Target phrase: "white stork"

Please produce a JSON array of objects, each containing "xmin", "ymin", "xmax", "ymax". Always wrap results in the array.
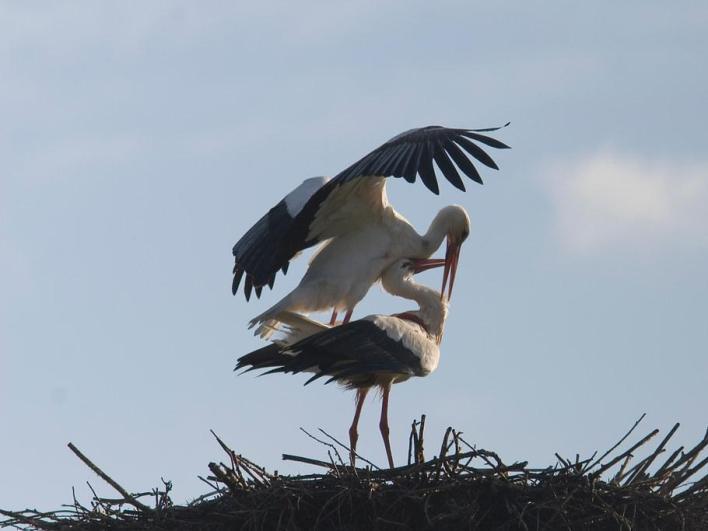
[
  {"xmin": 235, "ymin": 257, "xmax": 449, "ymax": 468},
  {"xmin": 231, "ymin": 125, "xmax": 509, "ymax": 331}
]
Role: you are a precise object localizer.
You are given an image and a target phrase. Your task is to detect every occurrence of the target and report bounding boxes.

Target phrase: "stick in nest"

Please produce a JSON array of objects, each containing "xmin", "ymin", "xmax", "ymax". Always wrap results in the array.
[{"xmin": 67, "ymin": 442, "xmax": 151, "ymax": 513}]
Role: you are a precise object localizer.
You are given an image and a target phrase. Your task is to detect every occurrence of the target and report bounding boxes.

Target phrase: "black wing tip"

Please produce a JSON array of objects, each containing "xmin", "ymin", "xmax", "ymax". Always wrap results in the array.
[
  {"xmin": 232, "ymin": 266, "xmax": 278, "ymax": 299},
  {"xmin": 467, "ymin": 121, "xmax": 511, "ymax": 133},
  {"xmin": 463, "ymin": 123, "xmax": 511, "ymax": 149},
  {"xmin": 464, "ymin": 131, "xmax": 511, "ymax": 150},
  {"xmin": 244, "ymin": 276, "xmax": 253, "ymax": 301},
  {"xmin": 232, "ymin": 267, "xmax": 244, "ymax": 296},
  {"xmin": 401, "ymin": 124, "xmax": 509, "ymax": 192}
]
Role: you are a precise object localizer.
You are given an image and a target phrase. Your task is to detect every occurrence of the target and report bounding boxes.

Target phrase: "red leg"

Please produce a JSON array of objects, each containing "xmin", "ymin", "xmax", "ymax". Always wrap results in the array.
[
  {"xmin": 343, "ymin": 308, "xmax": 354, "ymax": 324},
  {"xmin": 379, "ymin": 383, "xmax": 394, "ymax": 468},
  {"xmin": 329, "ymin": 310, "xmax": 338, "ymax": 326},
  {"xmin": 349, "ymin": 388, "xmax": 369, "ymax": 467}
]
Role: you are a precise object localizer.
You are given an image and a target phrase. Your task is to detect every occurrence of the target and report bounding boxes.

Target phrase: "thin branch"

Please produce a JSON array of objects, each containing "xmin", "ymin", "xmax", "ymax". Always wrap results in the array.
[
  {"xmin": 591, "ymin": 429, "xmax": 659, "ymax": 479},
  {"xmin": 316, "ymin": 428, "xmax": 381, "ymax": 470},
  {"xmin": 67, "ymin": 442, "xmax": 151, "ymax": 513},
  {"xmin": 299, "ymin": 428, "xmax": 346, "ymax": 467},
  {"xmin": 0, "ymin": 510, "xmax": 56, "ymax": 531},
  {"xmin": 585, "ymin": 414, "xmax": 647, "ymax": 473}
]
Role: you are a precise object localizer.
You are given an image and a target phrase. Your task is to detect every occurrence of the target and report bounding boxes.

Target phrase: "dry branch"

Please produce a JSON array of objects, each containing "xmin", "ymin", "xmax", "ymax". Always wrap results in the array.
[{"xmin": 66, "ymin": 443, "xmax": 151, "ymax": 513}]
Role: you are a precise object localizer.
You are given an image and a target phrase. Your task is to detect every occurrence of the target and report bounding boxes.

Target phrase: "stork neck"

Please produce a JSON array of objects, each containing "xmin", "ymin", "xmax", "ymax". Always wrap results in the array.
[
  {"xmin": 422, "ymin": 212, "xmax": 450, "ymax": 256},
  {"xmin": 386, "ymin": 276, "xmax": 447, "ymax": 340}
]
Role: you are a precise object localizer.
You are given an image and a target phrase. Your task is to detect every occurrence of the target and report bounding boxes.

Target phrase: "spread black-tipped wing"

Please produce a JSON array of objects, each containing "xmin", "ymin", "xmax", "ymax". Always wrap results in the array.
[
  {"xmin": 333, "ymin": 123, "xmax": 510, "ymax": 194},
  {"xmin": 231, "ymin": 124, "xmax": 509, "ymax": 299},
  {"xmin": 235, "ymin": 320, "xmax": 423, "ymax": 387}
]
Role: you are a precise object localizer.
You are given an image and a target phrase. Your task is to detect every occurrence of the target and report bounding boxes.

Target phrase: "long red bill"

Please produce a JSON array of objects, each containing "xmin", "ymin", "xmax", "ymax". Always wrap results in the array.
[
  {"xmin": 411, "ymin": 258, "xmax": 447, "ymax": 274},
  {"xmin": 441, "ymin": 241, "xmax": 462, "ymax": 301}
]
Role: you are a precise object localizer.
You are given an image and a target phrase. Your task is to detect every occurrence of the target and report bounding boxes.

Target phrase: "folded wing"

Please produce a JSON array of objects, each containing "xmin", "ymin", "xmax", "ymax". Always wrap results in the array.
[{"xmin": 235, "ymin": 319, "xmax": 424, "ymax": 388}]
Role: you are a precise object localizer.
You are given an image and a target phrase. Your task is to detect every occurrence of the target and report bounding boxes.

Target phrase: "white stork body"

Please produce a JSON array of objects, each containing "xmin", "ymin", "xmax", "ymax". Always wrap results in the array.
[
  {"xmin": 249, "ymin": 180, "xmax": 468, "ymax": 336},
  {"xmin": 236, "ymin": 258, "xmax": 449, "ymax": 468},
  {"xmin": 231, "ymin": 125, "xmax": 509, "ymax": 329}
]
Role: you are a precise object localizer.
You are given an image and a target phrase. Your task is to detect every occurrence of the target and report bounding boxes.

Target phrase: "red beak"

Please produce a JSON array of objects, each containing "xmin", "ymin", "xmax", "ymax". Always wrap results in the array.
[
  {"xmin": 411, "ymin": 258, "xmax": 447, "ymax": 274},
  {"xmin": 441, "ymin": 238, "xmax": 462, "ymax": 301}
]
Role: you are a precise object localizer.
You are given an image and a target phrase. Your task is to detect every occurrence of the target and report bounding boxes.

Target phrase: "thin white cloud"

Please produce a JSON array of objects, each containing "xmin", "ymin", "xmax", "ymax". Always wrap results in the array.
[{"xmin": 546, "ymin": 152, "xmax": 708, "ymax": 253}]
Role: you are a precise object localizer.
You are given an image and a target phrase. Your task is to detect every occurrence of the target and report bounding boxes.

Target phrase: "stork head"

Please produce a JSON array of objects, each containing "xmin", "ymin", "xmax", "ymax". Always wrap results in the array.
[{"xmin": 437, "ymin": 205, "xmax": 470, "ymax": 301}]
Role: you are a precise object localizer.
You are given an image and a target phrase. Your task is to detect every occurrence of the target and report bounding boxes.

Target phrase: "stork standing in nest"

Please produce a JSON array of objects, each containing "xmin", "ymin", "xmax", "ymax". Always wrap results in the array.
[
  {"xmin": 231, "ymin": 125, "xmax": 508, "ymax": 334},
  {"xmin": 236, "ymin": 257, "xmax": 450, "ymax": 468}
]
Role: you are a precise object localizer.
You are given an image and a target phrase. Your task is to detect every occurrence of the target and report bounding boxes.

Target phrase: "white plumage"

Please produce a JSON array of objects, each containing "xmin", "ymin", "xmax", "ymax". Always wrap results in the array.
[
  {"xmin": 249, "ymin": 178, "xmax": 468, "ymax": 336},
  {"xmin": 283, "ymin": 177, "xmax": 329, "ymax": 217}
]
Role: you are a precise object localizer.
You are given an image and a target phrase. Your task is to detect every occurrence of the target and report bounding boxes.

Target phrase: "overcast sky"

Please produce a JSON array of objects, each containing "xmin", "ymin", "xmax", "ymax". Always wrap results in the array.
[{"xmin": 2, "ymin": 1, "xmax": 707, "ymax": 511}]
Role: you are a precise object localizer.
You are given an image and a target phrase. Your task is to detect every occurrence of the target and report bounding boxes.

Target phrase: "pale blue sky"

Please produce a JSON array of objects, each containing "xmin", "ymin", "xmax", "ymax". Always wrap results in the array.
[{"xmin": 1, "ymin": 1, "xmax": 707, "ymax": 510}]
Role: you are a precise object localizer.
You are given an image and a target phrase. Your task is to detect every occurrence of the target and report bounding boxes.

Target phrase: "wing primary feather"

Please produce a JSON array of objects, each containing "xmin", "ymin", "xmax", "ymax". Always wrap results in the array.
[
  {"xmin": 244, "ymin": 276, "xmax": 253, "ymax": 301},
  {"xmin": 469, "ymin": 122, "xmax": 511, "ymax": 132},
  {"xmin": 370, "ymin": 149, "xmax": 394, "ymax": 175},
  {"xmin": 433, "ymin": 141, "xmax": 465, "ymax": 191},
  {"xmin": 324, "ymin": 368, "xmax": 363, "ymax": 384},
  {"xmin": 304, "ymin": 372, "xmax": 329, "ymax": 385},
  {"xmin": 232, "ymin": 268, "xmax": 244, "ymax": 295},
  {"xmin": 388, "ymin": 144, "xmax": 414, "ymax": 176},
  {"xmin": 403, "ymin": 144, "xmax": 426, "ymax": 186},
  {"xmin": 261, "ymin": 367, "xmax": 288, "ymax": 376},
  {"xmin": 255, "ymin": 285, "xmax": 263, "ymax": 299},
  {"xmin": 454, "ymin": 136, "xmax": 499, "ymax": 170},
  {"xmin": 345, "ymin": 153, "xmax": 378, "ymax": 181},
  {"xmin": 375, "ymin": 146, "xmax": 405, "ymax": 176},
  {"xmin": 236, "ymin": 366, "xmax": 261, "ymax": 375},
  {"xmin": 236, "ymin": 343, "xmax": 286, "ymax": 371},
  {"xmin": 324, "ymin": 374, "xmax": 345, "ymax": 385},
  {"xmin": 416, "ymin": 142, "xmax": 440, "ymax": 195},
  {"xmin": 446, "ymin": 141, "xmax": 484, "ymax": 185},
  {"xmin": 460, "ymin": 131, "xmax": 511, "ymax": 149},
  {"xmin": 268, "ymin": 275, "xmax": 275, "ymax": 289},
  {"xmin": 400, "ymin": 145, "xmax": 419, "ymax": 183},
  {"xmin": 281, "ymin": 262, "xmax": 289, "ymax": 275}
]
